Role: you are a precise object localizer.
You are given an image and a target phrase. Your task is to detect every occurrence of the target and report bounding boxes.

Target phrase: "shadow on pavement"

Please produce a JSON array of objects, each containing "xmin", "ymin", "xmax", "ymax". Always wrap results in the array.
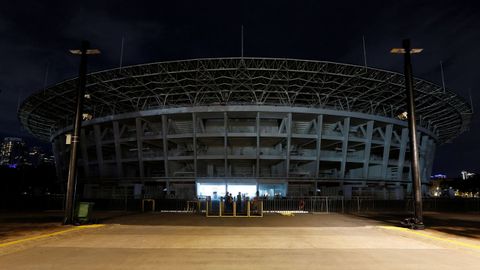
[
  {"xmin": 2, "ymin": 210, "xmax": 479, "ymax": 240},
  {"xmin": 101, "ymin": 211, "xmax": 385, "ymax": 227},
  {"xmin": 0, "ymin": 210, "xmax": 135, "ymax": 242},
  {"xmin": 353, "ymin": 211, "xmax": 480, "ymax": 239}
]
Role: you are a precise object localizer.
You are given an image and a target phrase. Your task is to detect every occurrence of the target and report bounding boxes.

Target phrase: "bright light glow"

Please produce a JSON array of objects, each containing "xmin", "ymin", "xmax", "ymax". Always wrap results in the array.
[
  {"xmin": 69, "ymin": 49, "xmax": 101, "ymax": 55},
  {"xmin": 65, "ymin": 134, "xmax": 72, "ymax": 145},
  {"xmin": 461, "ymin": 170, "xmax": 476, "ymax": 180},
  {"xmin": 390, "ymin": 48, "xmax": 424, "ymax": 54},
  {"xmin": 197, "ymin": 183, "xmax": 226, "ymax": 199},
  {"xmin": 86, "ymin": 49, "xmax": 101, "ymax": 55},
  {"xmin": 410, "ymin": 48, "xmax": 424, "ymax": 54},
  {"xmin": 259, "ymin": 183, "xmax": 286, "ymax": 197},
  {"xmin": 82, "ymin": 113, "xmax": 93, "ymax": 120},
  {"xmin": 397, "ymin": 111, "xmax": 408, "ymax": 120},
  {"xmin": 390, "ymin": 48, "xmax": 405, "ymax": 54},
  {"xmin": 227, "ymin": 184, "xmax": 257, "ymax": 198}
]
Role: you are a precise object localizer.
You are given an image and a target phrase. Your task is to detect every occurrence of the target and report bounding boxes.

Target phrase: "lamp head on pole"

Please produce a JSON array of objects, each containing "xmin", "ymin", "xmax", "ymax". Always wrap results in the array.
[
  {"xmin": 69, "ymin": 49, "xmax": 101, "ymax": 55},
  {"xmin": 390, "ymin": 48, "xmax": 423, "ymax": 54},
  {"xmin": 69, "ymin": 40, "xmax": 101, "ymax": 55},
  {"xmin": 391, "ymin": 39, "xmax": 423, "ymax": 54}
]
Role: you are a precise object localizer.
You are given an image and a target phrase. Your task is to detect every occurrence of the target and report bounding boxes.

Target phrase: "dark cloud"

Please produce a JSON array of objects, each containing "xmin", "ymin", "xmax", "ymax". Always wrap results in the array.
[{"xmin": 0, "ymin": 0, "xmax": 478, "ymax": 176}]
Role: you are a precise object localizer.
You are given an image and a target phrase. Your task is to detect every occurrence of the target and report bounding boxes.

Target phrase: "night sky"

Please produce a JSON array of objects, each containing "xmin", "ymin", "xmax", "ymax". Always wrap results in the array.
[{"xmin": 0, "ymin": 0, "xmax": 478, "ymax": 177}]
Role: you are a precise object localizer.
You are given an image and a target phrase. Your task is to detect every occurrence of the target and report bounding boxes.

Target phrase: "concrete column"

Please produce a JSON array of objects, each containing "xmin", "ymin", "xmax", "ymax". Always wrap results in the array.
[
  {"xmin": 419, "ymin": 135, "xmax": 429, "ymax": 182},
  {"xmin": 162, "ymin": 115, "xmax": 169, "ymax": 178},
  {"xmin": 135, "ymin": 118, "xmax": 145, "ymax": 179},
  {"xmin": 397, "ymin": 128, "xmax": 408, "ymax": 181},
  {"xmin": 394, "ymin": 183, "xmax": 404, "ymax": 200},
  {"xmin": 224, "ymin": 112, "xmax": 228, "ymax": 177},
  {"xmin": 363, "ymin": 121, "xmax": 374, "ymax": 178},
  {"xmin": 192, "ymin": 113, "xmax": 197, "ymax": 178},
  {"xmin": 80, "ymin": 129, "xmax": 90, "ymax": 177},
  {"xmin": 425, "ymin": 139, "xmax": 436, "ymax": 183},
  {"xmin": 112, "ymin": 121, "xmax": 123, "ymax": 177},
  {"xmin": 256, "ymin": 112, "xmax": 260, "ymax": 177},
  {"xmin": 315, "ymin": 115, "xmax": 323, "ymax": 178},
  {"xmin": 93, "ymin": 124, "xmax": 104, "ymax": 176},
  {"xmin": 286, "ymin": 113, "xmax": 292, "ymax": 179},
  {"xmin": 381, "ymin": 124, "xmax": 393, "ymax": 179},
  {"xmin": 340, "ymin": 117, "xmax": 350, "ymax": 178}
]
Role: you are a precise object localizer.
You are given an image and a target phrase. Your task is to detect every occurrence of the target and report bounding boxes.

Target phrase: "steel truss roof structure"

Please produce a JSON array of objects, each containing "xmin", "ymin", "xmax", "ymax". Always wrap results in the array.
[{"xmin": 19, "ymin": 58, "xmax": 472, "ymax": 143}]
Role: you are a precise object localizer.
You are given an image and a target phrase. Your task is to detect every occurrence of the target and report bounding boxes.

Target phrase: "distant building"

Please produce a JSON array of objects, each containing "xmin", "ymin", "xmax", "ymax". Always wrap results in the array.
[
  {"xmin": 461, "ymin": 170, "xmax": 476, "ymax": 180},
  {"xmin": 0, "ymin": 137, "xmax": 27, "ymax": 167},
  {"xmin": 431, "ymin": 173, "xmax": 447, "ymax": 179},
  {"xmin": 27, "ymin": 146, "xmax": 55, "ymax": 167}
]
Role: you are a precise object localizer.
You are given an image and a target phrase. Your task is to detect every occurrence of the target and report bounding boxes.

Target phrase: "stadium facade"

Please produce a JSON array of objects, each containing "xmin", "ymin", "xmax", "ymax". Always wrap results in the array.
[{"xmin": 19, "ymin": 58, "xmax": 472, "ymax": 200}]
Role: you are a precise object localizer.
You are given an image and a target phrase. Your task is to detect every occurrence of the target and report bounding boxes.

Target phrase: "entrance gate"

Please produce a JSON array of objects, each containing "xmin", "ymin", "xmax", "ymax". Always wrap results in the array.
[{"xmin": 206, "ymin": 198, "xmax": 263, "ymax": 217}]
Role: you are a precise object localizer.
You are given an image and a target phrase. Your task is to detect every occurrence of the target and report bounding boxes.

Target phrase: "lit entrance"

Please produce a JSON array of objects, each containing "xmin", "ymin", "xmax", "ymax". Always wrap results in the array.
[
  {"xmin": 196, "ymin": 183, "xmax": 226, "ymax": 200},
  {"xmin": 196, "ymin": 182, "xmax": 257, "ymax": 199},
  {"xmin": 196, "ymin": 181, "xmax": 263, "ymax": 217},
  {"xmin": 226, "ymin": 184, "xmax": 256, "ymax": 198}
]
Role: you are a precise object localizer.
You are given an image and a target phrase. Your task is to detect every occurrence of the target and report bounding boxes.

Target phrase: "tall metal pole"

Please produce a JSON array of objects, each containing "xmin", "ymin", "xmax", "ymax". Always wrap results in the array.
[
  {"xmin": 64, "ymin": 41, "xmax": 90, "ymax": 225},
  {"xmin": 402, "ymin": 39, "xmax": 424, "ymax": 228}
]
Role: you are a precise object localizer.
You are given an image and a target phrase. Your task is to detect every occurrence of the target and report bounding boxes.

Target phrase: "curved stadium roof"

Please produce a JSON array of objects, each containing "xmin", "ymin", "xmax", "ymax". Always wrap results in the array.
[{"xmin": 19, "ymin": 57, "xmax": 472, "ymax": 143}]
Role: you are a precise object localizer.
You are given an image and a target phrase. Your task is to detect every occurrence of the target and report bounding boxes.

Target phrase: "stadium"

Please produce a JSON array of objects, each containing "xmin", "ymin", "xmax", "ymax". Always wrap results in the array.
[{"xmin": 18, "ymin": 58, "xmax": 472, "ymax": 201}]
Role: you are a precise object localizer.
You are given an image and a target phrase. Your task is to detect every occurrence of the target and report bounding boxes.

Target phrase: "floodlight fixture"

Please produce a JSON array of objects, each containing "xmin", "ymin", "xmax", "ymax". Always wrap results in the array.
[
  {"xmin": 397, "ymin": 111, "xmax": 408, "ymax": 120},
  {"xmin": 70, "ymin": 49, "xmax": 101, "ymax": 55},
  {"xmin": 390, "ymin": 48, "xmax": 423, "ymax": 54}
]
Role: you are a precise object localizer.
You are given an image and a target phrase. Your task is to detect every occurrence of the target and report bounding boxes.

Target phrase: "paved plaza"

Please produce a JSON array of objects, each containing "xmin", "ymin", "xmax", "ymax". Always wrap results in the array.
[{"xmin": 0, "ymin": 212, "xmax": 479, "ymax": 269}]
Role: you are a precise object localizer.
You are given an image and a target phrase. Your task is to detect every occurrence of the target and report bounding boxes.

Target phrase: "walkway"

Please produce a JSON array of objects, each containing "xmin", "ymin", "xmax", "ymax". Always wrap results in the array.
[{"xmin": 0, "ymin": 213, "xmax": 479, "ymax": 269}]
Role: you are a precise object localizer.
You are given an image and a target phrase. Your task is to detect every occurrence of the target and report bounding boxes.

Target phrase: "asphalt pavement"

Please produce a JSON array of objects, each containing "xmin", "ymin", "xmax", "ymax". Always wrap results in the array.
[{"xmin": 0, "ymin": 212, "xmax": 479, "ymax": 269}]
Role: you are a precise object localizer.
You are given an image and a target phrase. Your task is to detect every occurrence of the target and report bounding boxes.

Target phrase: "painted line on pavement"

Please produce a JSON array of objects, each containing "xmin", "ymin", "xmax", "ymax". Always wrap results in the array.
[
  {"xmin": 379, "ymin": 225, "xmax": 480, "ymax": 250},
  {"xmin": 0, "ymin": 224, "xmax": 105, "ymax": 248}
]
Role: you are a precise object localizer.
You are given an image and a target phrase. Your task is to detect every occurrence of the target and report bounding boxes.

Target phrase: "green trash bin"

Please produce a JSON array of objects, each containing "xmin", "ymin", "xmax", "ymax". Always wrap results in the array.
[{"xmin": 75, "ymin": 202, "xmax": 95, "ymax": 224}]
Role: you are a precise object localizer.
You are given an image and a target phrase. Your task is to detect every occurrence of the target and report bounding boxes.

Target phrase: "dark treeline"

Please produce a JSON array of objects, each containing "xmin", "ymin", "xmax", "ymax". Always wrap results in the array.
[{"xmin": 0, "ymin": 164, "xmax": 63, "ymax": 210}]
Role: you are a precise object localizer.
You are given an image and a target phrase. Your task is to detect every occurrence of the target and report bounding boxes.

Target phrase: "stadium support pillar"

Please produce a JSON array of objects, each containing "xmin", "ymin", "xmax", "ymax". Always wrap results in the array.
[
  {"xmin": 381, "ymin": 124, "xmax": 393, "ymax": 179},
  {"xmin": 112, "ymin": 121, "xmax": 123, "ymax": 177},
  {"xmin": 162, "ymin": 115, "xmax": 169, "ymax": 179},
  {"xmin": 340, "ymin": 117, "xmax": 350, "ymax": 178},
  {"xmin": 400, "ymin": 39, "xmax": 424, "ymax": 229},
  {"xmin": 224, "ymin": 112, "xmax": 228, "ymax": 177},
  {"xmin": 64, "ymin": 41, "xmax": 98, "ymax": 225},
  {"xmin": 315, "ymin": 115, "xmax": 323, "ymax": 178},
  {"xmin": 192, "ymin": 113, "xmax": 198, "ymax": 178},
  {"xmin": 256, "ymin": 112, "xmax": 260, "ymax": 177},
  {"xmin": 135, "ymin": 118, "xmax": 145, "ymax": 179},
  {"xmin": 93, "ymin": 125, "xmax": 105, "ymax": 175},
  {"xmin": 80, "ymin": 129, "xmax": 90, "ymax": 177},
  {"xmin": 397, "ymin": 128, "xmax": 408, "ymax": 181},
  {"xmin": 286, "ymin": 113, "xmax": 292, "ymax": 179},
  {"xmin": 363, "ymin": 121, "xmax": 374, "ymax": 178}
]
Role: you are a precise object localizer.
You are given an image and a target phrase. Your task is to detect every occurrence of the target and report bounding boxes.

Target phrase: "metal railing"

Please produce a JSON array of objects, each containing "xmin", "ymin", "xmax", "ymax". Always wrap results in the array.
[
  {"xmin": 206, "ymin": 199, "xmax": 263, "ymax": 217},
  {"xmin": 7, "ymin": 195, "xmax": 477, "ymax": 213},
  {"xmin": 262, "ymin": 196, "xmax": 344, "ymax": 213}
]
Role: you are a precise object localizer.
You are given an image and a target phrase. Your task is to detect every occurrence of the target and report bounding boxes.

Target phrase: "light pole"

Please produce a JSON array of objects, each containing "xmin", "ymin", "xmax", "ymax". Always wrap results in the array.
[
  {"xmin": 391, "ymin": 39, "xmax": 425, "ymax": 230},
  {"xmin": 64, "ymin": 41, "xmax": 100, "ymax": 225}
]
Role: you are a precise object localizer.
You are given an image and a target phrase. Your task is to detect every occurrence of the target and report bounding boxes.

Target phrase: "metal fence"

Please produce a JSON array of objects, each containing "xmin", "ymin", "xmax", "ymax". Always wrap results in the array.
[
  {"xmin": 3, "ymin": 195, "xmax": 479, "ymax": 213},
  {"xmin": 262, "ymin": 196, "xmax": 344, "ymax": 213}
]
